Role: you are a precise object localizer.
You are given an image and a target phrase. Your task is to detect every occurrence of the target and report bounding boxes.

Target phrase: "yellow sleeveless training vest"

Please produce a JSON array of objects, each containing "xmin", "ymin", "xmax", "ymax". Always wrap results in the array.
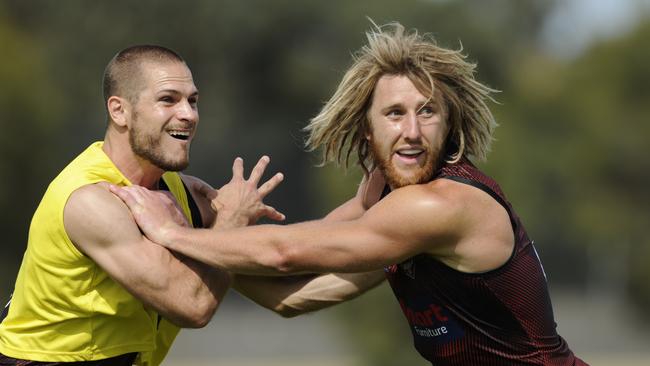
[{"xmin": 0, "ymin": 141, "xmax": 194, "ymax": 365}]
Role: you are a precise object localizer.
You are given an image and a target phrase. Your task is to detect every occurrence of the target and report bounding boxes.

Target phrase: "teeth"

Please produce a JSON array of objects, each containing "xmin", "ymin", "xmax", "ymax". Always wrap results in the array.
[
  {"xmin": 168, "ymin": 130, "xmax": 191, "ymax": 140},
  {"xmin": 169, "ymin": 130, "xmax": 190, "ymax": 137},
  {"xmin": 398, "ymin": 149, "xmax": 423, "ymax": 156}
]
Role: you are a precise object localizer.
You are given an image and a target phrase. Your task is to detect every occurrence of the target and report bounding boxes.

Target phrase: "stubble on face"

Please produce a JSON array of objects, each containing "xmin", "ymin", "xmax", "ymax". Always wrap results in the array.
[
  {"xmin": 368, "ymin": 132, "xmax": 438, "ymax": 189},
  {"xmin": 129, "ymin": 110, "xmax": 190, "ymax": 172}
]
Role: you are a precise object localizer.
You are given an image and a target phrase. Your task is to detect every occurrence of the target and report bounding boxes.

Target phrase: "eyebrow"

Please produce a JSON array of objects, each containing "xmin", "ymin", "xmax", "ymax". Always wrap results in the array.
[
  {"xmin": 380, "ymin": 100, "xmax": 437, "ymax": 113},
  {"xmin": 156, "ymin": 89, "xmax": 199, "ymax": 98},
  {"xmin": 380, "ymin": 103, "xmax": 404, "ymax": 113}
]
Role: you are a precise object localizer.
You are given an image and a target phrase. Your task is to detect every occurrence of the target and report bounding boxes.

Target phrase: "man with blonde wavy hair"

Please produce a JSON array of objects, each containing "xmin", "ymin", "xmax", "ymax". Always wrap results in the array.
[{"xmin": 111, "ymin": 23, "xmax": 587, "ymax": 365}]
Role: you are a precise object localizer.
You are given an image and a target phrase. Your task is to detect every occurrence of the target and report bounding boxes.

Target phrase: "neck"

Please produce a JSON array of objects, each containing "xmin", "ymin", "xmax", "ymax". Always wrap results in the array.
[{"xmin": 103, "ymin": 131, "xmax": 164, "ymax": 189}]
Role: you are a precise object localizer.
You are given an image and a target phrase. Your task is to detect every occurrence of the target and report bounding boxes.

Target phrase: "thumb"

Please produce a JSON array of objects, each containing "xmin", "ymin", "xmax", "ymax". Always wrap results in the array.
[{"xmin": 108, "ymin": 184, "xmax": 136, "ymax": 208}]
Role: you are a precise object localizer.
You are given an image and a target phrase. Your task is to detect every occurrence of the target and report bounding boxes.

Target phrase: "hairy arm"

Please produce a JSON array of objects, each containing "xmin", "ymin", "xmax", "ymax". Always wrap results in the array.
[{"xmin": 65, "ymin": 184, "xmax": 230, "ymax": 328}]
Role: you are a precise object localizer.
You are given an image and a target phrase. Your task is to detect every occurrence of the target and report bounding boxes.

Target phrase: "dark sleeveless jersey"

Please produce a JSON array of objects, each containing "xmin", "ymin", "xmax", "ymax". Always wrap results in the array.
[{"xmin": 384, "ymin": 158, "xmax": 587, "ymax": 366}]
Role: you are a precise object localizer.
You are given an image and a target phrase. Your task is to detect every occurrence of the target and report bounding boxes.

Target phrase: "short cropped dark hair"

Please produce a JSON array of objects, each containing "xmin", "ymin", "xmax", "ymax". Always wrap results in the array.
[{"xmin": 102, "ymin": 45, "xmax": 185, "ymax": 108}]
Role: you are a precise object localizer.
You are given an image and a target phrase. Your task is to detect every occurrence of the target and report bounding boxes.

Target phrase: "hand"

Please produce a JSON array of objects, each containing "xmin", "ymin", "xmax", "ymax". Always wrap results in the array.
[
  {"xmin": 108, "ymin": 184, "xmax": 189, "ymax": 246},
  {"xmin": 359, "ymin": 168, "xmax": 386, "ymax": 210},
  {"xmin": 196, "ymin": 156, "xmax": 285, "ymax": 229}
]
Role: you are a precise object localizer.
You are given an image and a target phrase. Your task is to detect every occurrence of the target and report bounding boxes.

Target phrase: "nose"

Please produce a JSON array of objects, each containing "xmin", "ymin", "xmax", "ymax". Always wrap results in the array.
[
  {"xmin": 402, "ymin": 112, "xmax": 422, "ymax": 141},
  {"xmin": 177, "ymin": 99, "xmax": 198, "ymax": 123}
]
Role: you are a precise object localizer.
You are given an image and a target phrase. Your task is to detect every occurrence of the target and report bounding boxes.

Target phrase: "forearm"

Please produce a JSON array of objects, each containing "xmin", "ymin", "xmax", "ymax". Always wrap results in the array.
[
  {"xmin": 164, "ymin": 225, "xmax": 290, "ymax": 275},
  {"xmin": 128, "ymin": 250, "xmax": 230, "ymax": 328},
  {"xmin": 234, "ymin": 271, "xmax": 386, "ymax": 317},
  {"xmin": 175, "ymin": 254, "xmax": 232, "ymax": 317},
  {"xmin": 163, "ymin": 217, "xmax": 394, "ymax": 275}
]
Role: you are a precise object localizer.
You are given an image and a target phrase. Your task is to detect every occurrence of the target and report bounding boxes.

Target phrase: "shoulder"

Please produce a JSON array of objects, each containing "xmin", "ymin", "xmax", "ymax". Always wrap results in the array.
[
  {"xmin": 363, "ymin": 179, "xmax": 491, "ymax": 254},
  {"xmin": 67, "ymin": 183, "xmax": 130, "ymax": 220},
  {"xmin": 64, "ymin": 183, "xmax": 140, "ymax": 252},
  {"xmin": 379, "ymin": 179, "xmax": 474, "ymax": 219}
]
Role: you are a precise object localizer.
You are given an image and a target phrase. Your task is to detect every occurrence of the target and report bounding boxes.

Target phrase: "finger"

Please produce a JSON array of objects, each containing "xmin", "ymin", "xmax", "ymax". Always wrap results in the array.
[
  {"xmin": 363, "ymin": 169, "xmax": 387, "ymax": 209},
  {"xmin": 258, "ymin": 172, "xmax": 284, "ymax": 198},
  {"xmin": 356, "ymin": 172, "xmax": 370, "ymax": 198},
  {"xmin": 108, "ymin": 185, "xmax": 140, "ymax": 209},
  {"xmin": 158, "ymin": 191, "xmax": 182, "ymax": 209},
  {"xmin": 262, "ymin": 205, "xmax": 286, "ymax": 222},
  {"xmin": 232, "ymin": 157, "xmax": 244, "ymax": 180},
  {"xmin": 248, "ymin": 155, "xmax": 270, "ymax": 185},
  {"xmin": 96, "ymin": 181, "xmax": 112, "ymax": 190}
]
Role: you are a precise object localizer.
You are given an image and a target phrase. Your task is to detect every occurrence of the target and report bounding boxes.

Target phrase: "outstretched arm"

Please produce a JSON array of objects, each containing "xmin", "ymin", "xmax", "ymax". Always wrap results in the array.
[{"xmin": 113, "ymin": 180, "xmax": 462, "ymax": 275}]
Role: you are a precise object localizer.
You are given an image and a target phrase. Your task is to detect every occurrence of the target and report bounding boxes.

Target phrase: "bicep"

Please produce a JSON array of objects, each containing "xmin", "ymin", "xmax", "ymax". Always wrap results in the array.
[
  {"xmin": 286, "ymin": 187, "xmax": 455, "ymax": 272},
  {"xmin": 64, "ymin": 186, "xmax": 184, "ymax": 299}
]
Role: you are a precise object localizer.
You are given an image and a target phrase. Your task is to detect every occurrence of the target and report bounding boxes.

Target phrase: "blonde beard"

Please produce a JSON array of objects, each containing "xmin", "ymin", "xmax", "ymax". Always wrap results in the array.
[{"xmin": 370, "ymin": 140, "xmax": 437, "ymax": 189}]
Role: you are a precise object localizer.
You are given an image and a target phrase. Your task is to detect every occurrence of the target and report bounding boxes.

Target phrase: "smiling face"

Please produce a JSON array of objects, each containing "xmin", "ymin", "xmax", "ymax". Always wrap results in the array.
[
  {"xmin": 366, "ymin": 74, "xmax": 449, "ymax": 189},
  {"xmin": 127, "ymin": 60, "xmax": 199, "ymax": 171}
]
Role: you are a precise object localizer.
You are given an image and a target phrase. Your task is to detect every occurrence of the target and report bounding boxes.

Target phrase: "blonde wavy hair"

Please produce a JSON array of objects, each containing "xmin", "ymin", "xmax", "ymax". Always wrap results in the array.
[{"xmin": 304, "ymin": 22, "xmax": 498, "ymax": 174}]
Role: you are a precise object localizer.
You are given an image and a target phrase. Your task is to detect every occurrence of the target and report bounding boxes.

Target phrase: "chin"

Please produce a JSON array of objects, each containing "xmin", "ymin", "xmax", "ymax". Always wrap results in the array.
[
  {"xmin": 155, "ymin": 158, "xmax": 189, "ymax": 172},
  {"xmin": 384, "ymin": 167, "xmax": 434, "ymax": 189}
]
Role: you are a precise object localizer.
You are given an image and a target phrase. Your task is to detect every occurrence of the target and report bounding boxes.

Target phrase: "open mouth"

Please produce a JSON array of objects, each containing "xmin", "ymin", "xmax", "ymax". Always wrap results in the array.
[
  {"xmin": 168, "ymin": 130, "xmax": 191, "ymax": 141},
  {"xmin": 396, "ymin": 148, "xmax": 424, "ymax": 159}
]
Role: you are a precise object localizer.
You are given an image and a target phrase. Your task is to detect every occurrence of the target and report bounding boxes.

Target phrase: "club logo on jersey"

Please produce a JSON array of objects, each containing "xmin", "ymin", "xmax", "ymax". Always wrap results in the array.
[
  {"xmin": 385, "ymin": 264, "xmax": 398, "ymax": 274},
  {"xmin": 398, "ymin": 297, "xmax": 463, "ymax": 345},
  {"xmin": 384, "ymin": 259, "xmax": 415, "ymax": 279}
]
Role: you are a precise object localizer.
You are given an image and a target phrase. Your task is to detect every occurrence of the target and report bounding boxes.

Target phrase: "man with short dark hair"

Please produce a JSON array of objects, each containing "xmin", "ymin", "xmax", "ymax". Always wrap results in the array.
[{"xmin": 0, "ymin": 45, "xmax": 284, "ymax": 366}]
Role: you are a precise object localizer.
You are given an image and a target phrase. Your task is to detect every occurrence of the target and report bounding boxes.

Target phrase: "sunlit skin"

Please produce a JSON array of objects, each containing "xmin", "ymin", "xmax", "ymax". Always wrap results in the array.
[
  {"xmin": 109, "ymin": 72, "xmax": 513, "ymax": 277},
  {"xmin": 103, "ymin": 60, "xmax": 199, "ymax": 188},
  {"xmin": 366, "ymin": 74, "xmax": 449, "ymax": 189}
]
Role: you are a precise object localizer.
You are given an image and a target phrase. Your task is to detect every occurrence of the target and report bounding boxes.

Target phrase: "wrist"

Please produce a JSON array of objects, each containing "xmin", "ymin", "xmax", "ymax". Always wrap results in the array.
[
  {"xmin": 214, "ymin": 209, "xmax": 248, "ymax": 229},
  {"xmin": 160, "ymin": 225, "xmax": 184, "ymax": 250}
]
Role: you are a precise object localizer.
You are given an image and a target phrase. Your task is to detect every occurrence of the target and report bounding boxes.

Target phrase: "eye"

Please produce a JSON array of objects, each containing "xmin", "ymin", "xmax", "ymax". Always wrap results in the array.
[
  {"xmin": 188, "ymin": 96, "xmax": 199, "ymax": 108},
  {"xmin": 386, "ymin": 109, "xmax": 404, "ymax": 119},
  {"xmin": 418, "ymin": 105, "xmax": 435, "ymax": 117},
  {"xmin": 159, "ymin": 95, "xmax": 175, "ymax": 104}
]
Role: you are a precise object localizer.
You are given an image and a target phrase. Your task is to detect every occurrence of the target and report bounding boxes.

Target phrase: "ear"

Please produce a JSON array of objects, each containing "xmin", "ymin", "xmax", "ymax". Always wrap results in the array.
[
  {"xmin": 364, "ymin": 117, "xmax": 372, "ymax": 141},
  {"xmin": 107, "ymin": 96, "xmax": 130, "ymax": 128}
]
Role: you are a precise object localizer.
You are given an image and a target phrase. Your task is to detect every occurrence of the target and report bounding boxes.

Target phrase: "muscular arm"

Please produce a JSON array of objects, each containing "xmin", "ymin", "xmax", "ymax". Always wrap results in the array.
[
  {"xmin": 157, "ymin": 183, "xmax": 462, "ymax": 275},
  {"xmin": 115, "ymin": 167, "xmax": 513, "ymax": 277},
  {"xmin": 213, "ymin": 169, "xmax": 387, "ymax": 315},
  {"xmin": 65, "ymin": 184, "xmax": 229, "ymax": 328}
]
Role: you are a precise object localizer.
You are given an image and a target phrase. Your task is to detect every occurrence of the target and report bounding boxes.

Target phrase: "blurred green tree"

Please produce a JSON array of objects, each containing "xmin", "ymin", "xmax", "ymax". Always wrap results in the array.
[
  {"xmin": 0, "ymin": 8, "xmax": 63, "ymax": 293},
  {"xmin": 1, "ymin": 1, "xmax": 648, "ymax": 364}
]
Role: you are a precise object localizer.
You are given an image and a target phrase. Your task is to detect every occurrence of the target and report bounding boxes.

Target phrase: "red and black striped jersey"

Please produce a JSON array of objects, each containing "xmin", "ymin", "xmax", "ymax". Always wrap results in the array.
[{"xmin": 384, "ymin": 158, "xmax": 588, "ymax": 365}]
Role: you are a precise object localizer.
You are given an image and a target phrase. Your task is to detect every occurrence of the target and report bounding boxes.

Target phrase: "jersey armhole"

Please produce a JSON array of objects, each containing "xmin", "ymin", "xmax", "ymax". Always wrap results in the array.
[
  {"xmin": 440, "ymin": 175, "xmax": 517, "ymax": 229},
  {"xmin": 158, "ymin": 178, "xmax": 204, "ymax": 229}
]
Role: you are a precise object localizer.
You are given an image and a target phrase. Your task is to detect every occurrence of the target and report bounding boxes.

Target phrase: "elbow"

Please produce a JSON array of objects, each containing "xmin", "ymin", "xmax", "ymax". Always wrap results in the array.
[
  {"xmin": 182, "ymin": 295, "xmax": 219, "ymax": 329},
  {"xmin": 265, "ymin": 243, "xmax": 303, "ymax": 275},
  {"xmin": 273, "ymin": 302, "xmax": 307, "ymax": 318},
  {"xmin": 275, "ymin": 306, "xmax": 301, "ymax": 318}
]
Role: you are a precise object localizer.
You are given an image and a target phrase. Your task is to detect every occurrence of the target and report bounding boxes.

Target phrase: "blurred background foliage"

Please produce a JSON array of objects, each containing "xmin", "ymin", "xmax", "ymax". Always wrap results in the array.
[{"xmin": 1, "ymin": 0, "xmax": 649, "ymax": 365}]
